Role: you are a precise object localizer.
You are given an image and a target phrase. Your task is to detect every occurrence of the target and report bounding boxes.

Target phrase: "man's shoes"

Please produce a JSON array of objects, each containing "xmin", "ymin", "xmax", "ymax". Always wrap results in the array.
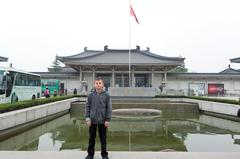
[
  {"xmin": 102, "ymin": 156, "xmax": 109, "ymax": 159},
  {"xmin": 85, "ymin": 154, "xmax": 94, "ymax": 159}
]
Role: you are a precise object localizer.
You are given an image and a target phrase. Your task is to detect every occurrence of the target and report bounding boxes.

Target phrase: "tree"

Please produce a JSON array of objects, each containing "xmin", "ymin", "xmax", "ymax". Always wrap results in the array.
[
  {"xmin": 49, "ymin": 55, "xmax": 62, "ymax": 72},
  {"xmin": 169, "ymin": 64, "xmax": 188, "ymax": 73}
]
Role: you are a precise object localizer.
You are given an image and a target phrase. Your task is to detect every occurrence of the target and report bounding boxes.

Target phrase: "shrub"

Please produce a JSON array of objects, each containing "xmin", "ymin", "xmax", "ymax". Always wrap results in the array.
[{"xmin": 0, "ymin": 95, "xmax": 86, "ymax": 113}]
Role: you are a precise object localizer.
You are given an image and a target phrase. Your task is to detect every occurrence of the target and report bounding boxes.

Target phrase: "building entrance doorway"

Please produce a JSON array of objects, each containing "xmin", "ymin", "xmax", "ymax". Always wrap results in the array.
[
  {"xmin": 115, "ymin": 74, "xmax": 129, "ymax": 87},
  {"xmin": 135, "ymin": 74, "xmax": 149, "ymax": 87}
]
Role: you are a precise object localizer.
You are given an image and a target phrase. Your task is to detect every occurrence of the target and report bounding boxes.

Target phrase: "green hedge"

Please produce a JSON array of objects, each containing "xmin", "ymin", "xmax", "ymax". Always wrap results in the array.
[
  {"xmin": 2, "ymin": 94, "xmax": 238, "ymax": 114},
  {"xmin": 155, "ymin": 95, "xmax": 240, "ymax": 105},
  {"xmin": 0, "ymin": 95, "xmax": 86, "ymax": 113}
]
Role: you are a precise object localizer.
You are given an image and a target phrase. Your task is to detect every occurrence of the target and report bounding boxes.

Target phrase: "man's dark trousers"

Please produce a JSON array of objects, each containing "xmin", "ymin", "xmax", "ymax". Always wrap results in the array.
[{"xmin": 87, "ymin": 124, "xmax": 108, "ymax": 157}]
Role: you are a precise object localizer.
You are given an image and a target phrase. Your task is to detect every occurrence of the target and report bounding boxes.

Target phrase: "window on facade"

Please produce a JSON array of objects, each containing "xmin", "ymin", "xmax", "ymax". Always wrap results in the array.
[{"xmin": 115, "ymin": 74, "xmax": 129, "ymax": 87}]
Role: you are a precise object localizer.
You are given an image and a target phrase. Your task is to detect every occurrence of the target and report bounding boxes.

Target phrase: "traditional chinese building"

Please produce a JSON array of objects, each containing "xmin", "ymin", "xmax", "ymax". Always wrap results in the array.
[
  {"xmin": 34, "ymin": 47, "xmax": 240, "ymax": 97},
  {"xmin": 55, "ymin": 46, "xmax": 184, "ymax": 96}
]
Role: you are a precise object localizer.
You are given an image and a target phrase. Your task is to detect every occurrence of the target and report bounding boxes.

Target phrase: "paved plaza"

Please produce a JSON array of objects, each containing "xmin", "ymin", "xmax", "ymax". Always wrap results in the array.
[{"xmin": 0, "ymin": 151, "xmax": 240, "ymax": 159}]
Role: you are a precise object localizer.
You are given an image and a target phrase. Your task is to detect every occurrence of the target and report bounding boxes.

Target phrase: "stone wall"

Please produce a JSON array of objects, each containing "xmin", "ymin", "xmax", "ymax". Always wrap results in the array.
[
  {"xmin": 0, "ymin": 98, "xmax": 79, "ymax": 131},
  {"xmin": 109, "ymin": 87, "xmax": 155, "ymax": 97}
]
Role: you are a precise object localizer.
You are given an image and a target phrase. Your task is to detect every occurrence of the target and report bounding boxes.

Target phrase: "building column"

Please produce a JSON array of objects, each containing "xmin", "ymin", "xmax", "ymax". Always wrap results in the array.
[
  {"xmin": 112, "ymin": 66, "xmax": 115, "ymax": 87},
  {"xmin": 92, "ymin": 66, "xmax": 95, "ymax": 85},
  {"xmin": 79, "ymin": 66, "xmax": 82, "ymax": 82},
  {"xmin": 131, "ymin": 67, "xmax": 135, "ymax": 87},
  {"xmin": 164, "ymin": 72, "xmax": 167, "ymax": 84},
  {"xmin": 122, "ymin": 74, "xmax": 124, "ymax": 87},
  {"xmin": 151, "ymin": 67, "xmax": 154, "ymax": 87}
]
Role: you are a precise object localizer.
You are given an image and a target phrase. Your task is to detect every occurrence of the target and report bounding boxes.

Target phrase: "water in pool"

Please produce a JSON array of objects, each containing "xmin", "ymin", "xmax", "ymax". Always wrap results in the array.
[{"xmin": 0, "ymin": 105, "xmax": 240, "ymax": 152}]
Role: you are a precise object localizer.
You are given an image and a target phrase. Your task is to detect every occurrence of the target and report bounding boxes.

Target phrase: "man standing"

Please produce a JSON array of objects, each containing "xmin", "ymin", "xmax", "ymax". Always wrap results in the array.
[{"xmin": 85, "ymin": 77, "xmax": 112, "ymax": 159}]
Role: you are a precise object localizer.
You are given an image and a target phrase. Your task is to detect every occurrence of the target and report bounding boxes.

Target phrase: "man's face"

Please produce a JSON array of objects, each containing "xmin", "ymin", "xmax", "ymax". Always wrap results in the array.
[{"xmin": 94, "ymin": 80, "xmax": 104, "ymax": 91}]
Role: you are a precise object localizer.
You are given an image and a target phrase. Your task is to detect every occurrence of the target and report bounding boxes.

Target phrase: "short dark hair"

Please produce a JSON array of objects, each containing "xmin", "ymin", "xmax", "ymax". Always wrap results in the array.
[{"xmin": 95, "ymin": 76, "xmax": 104, "ymax": 84}]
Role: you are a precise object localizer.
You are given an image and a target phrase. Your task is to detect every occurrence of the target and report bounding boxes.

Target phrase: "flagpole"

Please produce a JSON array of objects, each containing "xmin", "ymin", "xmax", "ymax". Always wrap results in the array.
[{"xmin": 128, "ymin": 0, "xmax": 131, "ymax": 87}]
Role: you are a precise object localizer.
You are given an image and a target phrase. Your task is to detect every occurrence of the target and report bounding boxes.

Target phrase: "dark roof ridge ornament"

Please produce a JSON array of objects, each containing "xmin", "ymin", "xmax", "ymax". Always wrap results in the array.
[
  {"xmin": 136, "ymin": 45, "xmax": 140, "ymax": 51},
  {"xmin": 104, "ymin": 45, "xmax": 108, "ymax": 51},
  {"xmin": 84, "ymin": 47, "xmax": 88, "ymax": 52},
  {"xmin": 146, "ymin": 47, "xmax": 150, "ymax": 52}
]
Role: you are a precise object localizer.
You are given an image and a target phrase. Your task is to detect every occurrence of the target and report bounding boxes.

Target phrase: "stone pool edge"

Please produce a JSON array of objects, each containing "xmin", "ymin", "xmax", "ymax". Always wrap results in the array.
[
  {"xmin": 0, "ymin": 151, "xmax": 239, "ymax": 159},
  {"xmin": 163, "ymin": 98, "xmax": 240, "ymax": 120},
  {"xmin": 0, "ymin": 97, "xmax": 80, "ymax": 132}
]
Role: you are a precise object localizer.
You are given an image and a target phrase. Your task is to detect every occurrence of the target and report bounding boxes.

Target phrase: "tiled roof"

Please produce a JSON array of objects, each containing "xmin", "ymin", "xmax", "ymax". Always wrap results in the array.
[
  {"xmin": 57, "ymin": 46, "xmax": 184, "ymax": 66},
  {"xmin": 0, "ymin": 56, "xmax": 8, "ymax": 62}
]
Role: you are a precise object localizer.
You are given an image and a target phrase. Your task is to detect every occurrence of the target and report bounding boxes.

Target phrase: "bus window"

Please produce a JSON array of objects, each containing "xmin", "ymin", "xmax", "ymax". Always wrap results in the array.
[
  {"xmin": 28, "ymin": 75, "xmax": 34, "ymax": 86},
  {"xmin": 15, "ymin": 73, "xmax": 24, "ymax": 86},
  {"xmin": 15, "ymin": 73, "xmax": 21, "ymax": 86},
  {"xmin": 0, "ymin": 74, "xmax": 6, "ymax": 95},
  {"xmin": 6, "ymin": 72, "xmax": 16, "ymax": 97},
  {"xmin": 36, "ymin": 77, "xmax": 41, "ymax": 86}
]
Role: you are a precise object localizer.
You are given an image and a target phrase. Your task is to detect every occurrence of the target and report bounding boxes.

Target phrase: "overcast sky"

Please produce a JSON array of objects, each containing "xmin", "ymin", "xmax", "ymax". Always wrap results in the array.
[{"xmin": 1, "ymin": 0, "xmax": 240, "ymax": 73}]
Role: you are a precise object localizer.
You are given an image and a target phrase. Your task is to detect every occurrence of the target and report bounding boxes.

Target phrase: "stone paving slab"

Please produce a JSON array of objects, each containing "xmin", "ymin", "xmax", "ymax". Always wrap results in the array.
[{"xmin": 0, "ymin": 151, "xmax": 240, "ymax": 159}]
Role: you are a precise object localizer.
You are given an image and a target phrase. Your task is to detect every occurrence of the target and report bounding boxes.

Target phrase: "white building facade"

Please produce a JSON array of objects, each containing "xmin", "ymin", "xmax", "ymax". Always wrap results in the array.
[{"xmin": 34, "ymin": 46, "xmax": 240, "ymax": 97}]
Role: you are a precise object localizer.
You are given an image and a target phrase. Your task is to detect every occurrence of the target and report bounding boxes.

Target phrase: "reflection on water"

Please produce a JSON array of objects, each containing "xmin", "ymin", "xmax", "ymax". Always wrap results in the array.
[
  {"xmin": 37, "ymin": 133, "xmax": 64, "ymax": 151},
  {"xmin": 0, "ymin": 106, "xmax": 240, "ymax": 152},
  {"xmin": 183, "ymin": 134, "xmax": 240, "ymax": 152}
]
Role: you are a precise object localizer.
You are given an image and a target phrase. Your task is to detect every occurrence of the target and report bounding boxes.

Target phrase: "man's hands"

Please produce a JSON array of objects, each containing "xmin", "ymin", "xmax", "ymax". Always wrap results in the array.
[
  {"xmin": 86, "ymin": 120, "xmax": 110, "ymax": 128},
  {"xmin": 104, "ymin": 121, "xmax": 110, "ymax": 128},
  {"xmin": 86, "ymin": 120, "xmax": 91, "ymax": 127}
]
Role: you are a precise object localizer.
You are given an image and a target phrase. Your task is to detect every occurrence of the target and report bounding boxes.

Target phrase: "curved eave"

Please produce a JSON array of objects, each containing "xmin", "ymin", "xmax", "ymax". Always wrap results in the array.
[
  {"xmin": 64, "ymin": 62, "xmax": 183, "ymax": 66},
  {"xmin": 140, "ymin": 50, "xmax": 185, "ymax": 62},
  {"xmin": 0, "ymin": 56, "xmax": 8, "ymax": 62},
  {"xmin": 230, "ymin": 57, "xmax": 240, "ymax": 63},
  {"xmin": 219, "ymin": 68, "xmax": 240, "ymax": 74},
  {"xmin": 57, "ymin": 49, "xmax": 185, "ymax": 64},
  {"xmin": 57, "ymin": 50, "xmax": 103, "ymax": 62},
  {"xmin": 106, "ymin": 48, "xmax": 184, "ymax": 61},
  {"xmin": 60, "ymin": 54, "xmax": 184, "ymax": 65}
]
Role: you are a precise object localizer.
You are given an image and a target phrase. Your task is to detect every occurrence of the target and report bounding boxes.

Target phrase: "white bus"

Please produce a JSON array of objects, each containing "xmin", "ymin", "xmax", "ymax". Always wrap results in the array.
[{"xmin": 0, "ymin": 67, "xmax": 41, "ymax": 104}]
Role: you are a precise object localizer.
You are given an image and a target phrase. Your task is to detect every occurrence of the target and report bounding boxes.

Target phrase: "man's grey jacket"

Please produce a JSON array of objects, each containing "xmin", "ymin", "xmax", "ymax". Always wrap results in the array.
[{"xmin": 85, "ymin": 90, "xmax": 112, "ymax": 124}]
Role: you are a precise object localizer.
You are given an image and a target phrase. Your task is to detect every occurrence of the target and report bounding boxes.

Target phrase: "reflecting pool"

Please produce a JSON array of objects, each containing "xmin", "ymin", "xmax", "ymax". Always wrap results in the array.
[{"xmin": 0, "ymin": 105, "xmax": 239, "ymax": 152}]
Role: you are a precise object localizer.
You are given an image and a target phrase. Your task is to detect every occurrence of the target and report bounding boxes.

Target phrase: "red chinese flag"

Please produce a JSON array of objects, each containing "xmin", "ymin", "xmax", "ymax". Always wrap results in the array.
[{"xmin": 130, "ymin": 4, "xmax": 139, "ymax": 24}]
